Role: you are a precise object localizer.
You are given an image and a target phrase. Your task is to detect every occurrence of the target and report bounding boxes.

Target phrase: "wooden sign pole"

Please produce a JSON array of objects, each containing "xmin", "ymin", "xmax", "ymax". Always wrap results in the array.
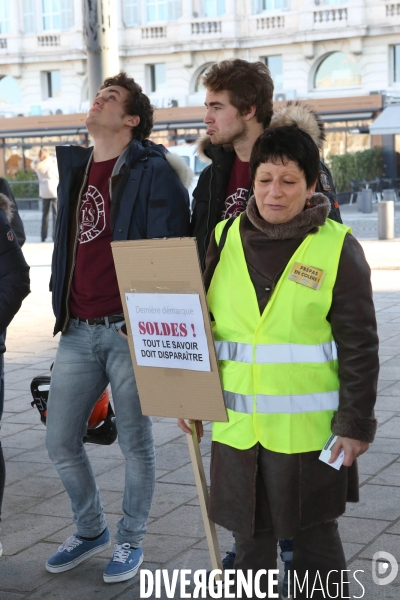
[{"xmin": 185, "ymin": 422, "xmax": 223, "ymax": 575}]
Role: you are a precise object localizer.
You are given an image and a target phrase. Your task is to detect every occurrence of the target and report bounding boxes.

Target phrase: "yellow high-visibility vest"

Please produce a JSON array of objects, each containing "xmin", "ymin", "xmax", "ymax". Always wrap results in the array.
[{"xmin": 207, "ymin": 214, "xmax": 351, "ymax": 454}]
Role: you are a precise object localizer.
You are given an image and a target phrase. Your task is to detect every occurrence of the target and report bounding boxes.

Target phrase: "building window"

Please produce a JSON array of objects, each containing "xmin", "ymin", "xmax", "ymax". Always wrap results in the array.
[
  {"xmin": 394, "ymin": 45, "xmax": 400, "ymax": 83},
  {"xmin": 253, "ymin": 0, "xmax": 290, "ymax": 12},
  {"xmin": 0, "ymin": 2, "xmax": 11, "ymax": 34},
  {"xmin": 314, "ymin": 52, "xmax": 362, "ymax": 88},
  {"xmin": 203, "ymin": 0, "xmax": 225, "ymax": 17},
  {"xmin": 0, "ymin": 76, "xmax": 22, "ymax": 105},
  {"xmin": 42, "ymin": 70, "xmax": 62, "ymax": 99},
  {"xmin": 148, "ymin": 64, "xmax": 166, "ymax": 93},
  {"xmin": 124, "ymin": 0, "xmax": 140, "ymax": 26},
  {"xmin": 146, "ymin": 0, "xmax": 181, "ymax": 22},
  {"xmin": 318, "ymin": 0, "xmax": 347, "ymax": 4},
  {"xmin": 23, "ymin": 0, "xmax": 36, "ymax": 33},
  {"xmin": 264, "ymin": 55, "xmax": 283, "ymax": 92},
  {"xmin": 42, "ymin": 0, "xmax": 74, "ymax": 31}
]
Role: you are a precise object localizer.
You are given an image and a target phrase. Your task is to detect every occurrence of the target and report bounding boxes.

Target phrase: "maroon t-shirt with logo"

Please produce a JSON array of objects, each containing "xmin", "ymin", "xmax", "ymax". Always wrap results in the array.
[
  {"xmin": 69, "ymin": 156, "xmax": 123, "ymax": 319},
  {"xmin": 221, "ymin": 156, "xmax": 251, "ymax": 220}
]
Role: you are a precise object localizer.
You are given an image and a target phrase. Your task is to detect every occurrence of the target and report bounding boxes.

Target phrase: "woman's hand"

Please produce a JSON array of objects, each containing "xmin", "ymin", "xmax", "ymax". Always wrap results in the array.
[
  {"xmin": 330, "ymin": 436, "xmax": 369, "ymax": 467},
  {"xmin": 177, "ymin": 418, "xmax": 204, "ymax": 441}
]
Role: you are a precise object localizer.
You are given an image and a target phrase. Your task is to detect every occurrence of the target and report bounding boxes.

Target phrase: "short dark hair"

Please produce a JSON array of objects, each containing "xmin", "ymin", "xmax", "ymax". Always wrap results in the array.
[
  {"xmin": 101, "ymin": 72, "xmax": 154, "ymax": 141},
  {"xmin": 202, "ymin": 59, "xmax": 274, "ymax": 128},
  {"xmin": 250, "ymin": 125, "xmax": 320, "ymax": 187}
]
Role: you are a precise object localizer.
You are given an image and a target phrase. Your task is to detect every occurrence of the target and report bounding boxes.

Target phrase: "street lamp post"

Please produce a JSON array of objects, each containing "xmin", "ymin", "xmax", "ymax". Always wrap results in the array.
[{"xmin": 83, "ymin": 0, "xmax": 120, "ymax": 102}]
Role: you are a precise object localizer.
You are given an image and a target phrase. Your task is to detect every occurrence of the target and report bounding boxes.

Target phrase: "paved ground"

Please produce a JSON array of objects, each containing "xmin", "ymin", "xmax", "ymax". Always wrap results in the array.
[{"xmin": 0, "ymin": 206, "xmax": 399, "ymax": 599}]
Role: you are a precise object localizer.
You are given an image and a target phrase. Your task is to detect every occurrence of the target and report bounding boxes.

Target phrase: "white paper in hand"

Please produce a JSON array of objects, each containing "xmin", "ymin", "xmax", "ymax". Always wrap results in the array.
[{"xmin": 319, "ymin": 434, "xmax": 345, "ymax": 470}]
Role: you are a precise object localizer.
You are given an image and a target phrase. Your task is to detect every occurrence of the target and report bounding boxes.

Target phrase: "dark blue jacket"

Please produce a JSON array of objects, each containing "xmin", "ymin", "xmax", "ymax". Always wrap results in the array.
[
  {"xmin": 0, "ymin": 194, "xmax": 30, "ymax": 352},
  {"xmin": 0, "ymin": 179, "xmax": 27, "ymax": 354},
  {"xmin": 51, "ymin": 138, "xmax": 191, "ymax": 335}
]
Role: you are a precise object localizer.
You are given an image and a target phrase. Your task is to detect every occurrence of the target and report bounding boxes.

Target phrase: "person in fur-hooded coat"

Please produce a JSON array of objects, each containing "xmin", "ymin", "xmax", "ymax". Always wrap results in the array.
[{"xmin": 191, "ymin": 102, "xmax": 342, "ymax": 270}]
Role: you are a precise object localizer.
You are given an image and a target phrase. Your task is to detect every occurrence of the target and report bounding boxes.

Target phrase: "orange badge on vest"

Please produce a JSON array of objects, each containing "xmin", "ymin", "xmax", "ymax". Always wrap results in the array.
[{"xmin": 288, "ymin": 262, "xmax": 326, "ymax": 290}]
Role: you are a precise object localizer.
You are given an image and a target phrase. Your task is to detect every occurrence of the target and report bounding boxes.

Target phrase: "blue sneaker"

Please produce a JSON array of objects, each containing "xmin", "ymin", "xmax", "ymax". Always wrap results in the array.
[
  {"xmin": 45, "ymin": 528, "xmax": 111, "ymax": 573},
  {"xmin": 103, "ymin": 543, "xmax": 143, "ymax": 583}
]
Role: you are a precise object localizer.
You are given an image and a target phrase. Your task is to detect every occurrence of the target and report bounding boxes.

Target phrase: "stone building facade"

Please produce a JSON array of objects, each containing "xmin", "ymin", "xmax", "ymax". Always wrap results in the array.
[
  {"xmin": 0, "ymin": 1, "xmax": 399, "ymax": 113},
  {"xmin": 0, "ymin": 1, "xmax": 399, "ymax": 170}
]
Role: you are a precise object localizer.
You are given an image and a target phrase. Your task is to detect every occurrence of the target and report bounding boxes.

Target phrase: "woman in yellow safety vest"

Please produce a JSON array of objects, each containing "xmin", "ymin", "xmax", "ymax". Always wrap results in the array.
[{"xmin": 179, "ymin": 124, "xmax": 379, "ymax": 599}]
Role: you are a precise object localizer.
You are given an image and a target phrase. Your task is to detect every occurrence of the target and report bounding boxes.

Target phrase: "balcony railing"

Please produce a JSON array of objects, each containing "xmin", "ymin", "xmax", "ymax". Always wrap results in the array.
[
  {"xmin": 37, "ymin": 35, "xmax": 60, "ymax": 46},
  {"xmin": 257, "ymin": 16, "xmax": 285, "ymax": 29},
  {"xmin": 314, "ymin": 7, "xmax": 347, "ymax": 23},
  {"xmin": 191, "ymin": 20, "xmax": 222, "ymax": 35},
  {"xmin": 0, "ymin": 39, "xmax": 7, "ymax": 49},
  {"xmin": 141, "ymin": 26, "xmax": 167, "ymax": 39},
  {"xmin": 386, "ymin": 3, "xmax": 400, "ymax": 16}
]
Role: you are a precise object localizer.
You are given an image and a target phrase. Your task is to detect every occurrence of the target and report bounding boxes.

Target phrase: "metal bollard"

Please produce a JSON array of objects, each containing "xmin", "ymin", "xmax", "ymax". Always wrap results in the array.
[
  {"xmin": 361, "ymin": 188, "xmax": 373, "ymax": 213},
  {"xmin": 378, "ymin": 201, "xmax": 395, "ymax": 240}
]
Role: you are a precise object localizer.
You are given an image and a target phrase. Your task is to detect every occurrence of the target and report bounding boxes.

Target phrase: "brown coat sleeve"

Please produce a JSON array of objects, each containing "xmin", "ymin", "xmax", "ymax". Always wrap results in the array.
[{"xmin": 329, "ymin": 234, "xmax": 379, "ymax": 442}]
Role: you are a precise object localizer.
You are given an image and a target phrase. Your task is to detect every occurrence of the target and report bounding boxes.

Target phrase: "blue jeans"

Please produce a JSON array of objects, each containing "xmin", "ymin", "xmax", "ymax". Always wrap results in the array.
[
  {"xmin": 279, "ymin": 538, "xmax": 294, "ymax": 563},
  {"xmin": 45, "ymin": 318, "xmax": 155, "ymax": 546}
]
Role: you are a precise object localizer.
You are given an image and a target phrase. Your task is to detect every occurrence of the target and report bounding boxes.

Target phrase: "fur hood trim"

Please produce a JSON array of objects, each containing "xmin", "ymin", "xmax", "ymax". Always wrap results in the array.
[
  {"xmin": 196, "ymin": 135, "xmax": 215, "ymax": 163},
  {"xmin": 270, "ymin": 102, "xmax": 325, "ymax": 149},
  {"xmin": 246, "ymin": 192, "xmax": 330, "ymax": 239},
  {"xmin": 0, "ymin": 193, "xmax": 13, "ymax": 222},
  {"xmin": 165, "ymin": 151, "xmax": 194, "ymax": 189}
]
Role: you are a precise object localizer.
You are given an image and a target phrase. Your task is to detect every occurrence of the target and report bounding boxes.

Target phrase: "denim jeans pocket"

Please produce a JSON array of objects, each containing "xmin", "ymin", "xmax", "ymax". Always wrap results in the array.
[{"xmin": 111, "ymin": 321, "xmax": 128, "ymax": 341}]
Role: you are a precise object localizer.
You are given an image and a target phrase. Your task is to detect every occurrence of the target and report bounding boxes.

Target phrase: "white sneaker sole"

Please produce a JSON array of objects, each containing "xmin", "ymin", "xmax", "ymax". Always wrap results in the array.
[
  {"xmin": 0, "ymin": 542, "xmax": 3, "ymax": 557},
  {"xmin": 103, "ymin": 552, "xmax": 143, "ymax": 583},
  {"xmin": 45, "ymin": 539, "xmax": 111, "ymax": 573}
]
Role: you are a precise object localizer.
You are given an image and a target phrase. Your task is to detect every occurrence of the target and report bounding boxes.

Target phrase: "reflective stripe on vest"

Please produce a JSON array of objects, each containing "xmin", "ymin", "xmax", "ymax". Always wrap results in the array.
[
  {"xmin": 223, "ymin": 390, "xmax": 339, "ymax": 414},
  {"xmin": 215, "ymin": 340, "xmax": 338, "ymax": 363},
  {"xmin": 208, "ymin": 214, "xmax": 351, "ymax": 454}
]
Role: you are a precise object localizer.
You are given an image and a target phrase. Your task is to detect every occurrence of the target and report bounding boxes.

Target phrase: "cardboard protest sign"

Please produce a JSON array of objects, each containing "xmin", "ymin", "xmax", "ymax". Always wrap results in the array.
[
  {"xmin": 111, "ymin": 237, "xmax": 227, "ymax": 422},
  {"xmin": 112, "ymin": 237, "xmax": 226, "ymax": 572},
  {"xmin": 125, "ymin": 292, "xmax": 210, "ymax": 371}
]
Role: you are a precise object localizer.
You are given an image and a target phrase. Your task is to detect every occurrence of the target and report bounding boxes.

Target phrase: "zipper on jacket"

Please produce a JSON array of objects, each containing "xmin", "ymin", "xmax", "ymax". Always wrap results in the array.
[{"xmin": 61, "ymin": 171, "xmax": 89, "ymax": 333}]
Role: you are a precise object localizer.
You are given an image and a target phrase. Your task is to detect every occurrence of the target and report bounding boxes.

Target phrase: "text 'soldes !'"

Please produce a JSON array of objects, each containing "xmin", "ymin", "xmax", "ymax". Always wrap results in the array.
[{"xmin": 125, "ymin": 293, "xmax": 211, "ymax": 372}]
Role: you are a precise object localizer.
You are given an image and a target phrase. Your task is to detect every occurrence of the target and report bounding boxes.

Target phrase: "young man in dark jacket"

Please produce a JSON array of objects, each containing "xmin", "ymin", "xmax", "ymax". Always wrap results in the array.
[
  {"xmin": 45, "ymin": 72, "xmax": 191, "ymax": 583},
  {"xmin": 191, "ymin": 59, "xmax": 341, "ymax": 271},
  {"xmin": 188, "ymin": 59, "xmax": 342, "ymax": 598},
  {"xmin": 0, "ymin": 192, "xmax": 30, "ymax": 557}
]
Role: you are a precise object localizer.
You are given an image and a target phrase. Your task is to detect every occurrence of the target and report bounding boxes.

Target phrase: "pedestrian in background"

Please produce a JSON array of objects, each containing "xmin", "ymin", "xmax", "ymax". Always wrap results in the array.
[
  {"xmin": 33, "ymin": 148, "xmax": 59, "ymax": 242},
  {"xmin": 0, "ymin": 192, "xmax": 30, "ymax": 557}
]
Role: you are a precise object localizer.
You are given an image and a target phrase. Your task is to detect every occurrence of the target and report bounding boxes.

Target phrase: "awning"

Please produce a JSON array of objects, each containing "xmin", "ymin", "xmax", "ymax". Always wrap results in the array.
[{"xmin": 369, "ymin": 105, "xmax": 400, "ymax": 135}]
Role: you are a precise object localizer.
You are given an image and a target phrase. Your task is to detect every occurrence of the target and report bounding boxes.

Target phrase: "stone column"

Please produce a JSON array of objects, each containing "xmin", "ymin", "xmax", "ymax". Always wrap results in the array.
[{"xmin": 83, "ymin": 0, "xmax": 120, "ymax": 102}]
